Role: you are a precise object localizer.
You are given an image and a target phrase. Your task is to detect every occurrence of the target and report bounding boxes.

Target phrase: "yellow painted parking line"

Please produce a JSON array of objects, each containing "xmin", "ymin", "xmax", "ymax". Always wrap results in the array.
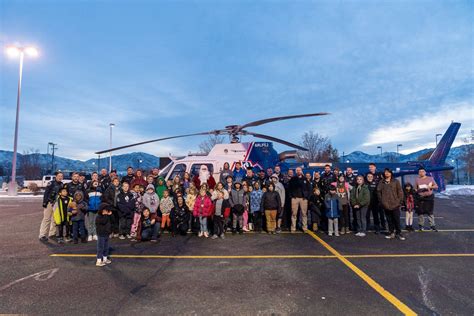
[
  {"xmin": 345, "ymin": 253, "xmax": 474, "ymax": 258},
  {"xmin": 50, "ymin": 254, "xmax": 336, "ymax": 259},
  {"xmin": 306, "ymin": 230, "xmax": 417, "ymax": 316}
]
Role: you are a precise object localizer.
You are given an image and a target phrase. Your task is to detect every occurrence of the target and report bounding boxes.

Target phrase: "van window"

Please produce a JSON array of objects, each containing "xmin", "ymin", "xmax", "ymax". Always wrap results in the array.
[
  {"xmin": 45, "ymin": 176, "xmax": 51, "ymax": 181},
  {"xmin": 190, "ymin": 164, "xmax": 214, "ymax": 177},
  {"xmin": 168, "ymin": 164, "xmax": 187, "ymax": 180}
]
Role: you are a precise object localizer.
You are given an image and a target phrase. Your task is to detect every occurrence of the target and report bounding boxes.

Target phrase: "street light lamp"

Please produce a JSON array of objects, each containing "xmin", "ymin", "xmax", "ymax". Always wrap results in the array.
[
  {"xmin": 435, "ymin": 133, "xmax": 442, "ymax": 146},
  {"xmin": 5, "ymin": 45, "xmax": 39, "ymax": 196},
  {"xmin": 109, "ymin": 123, "xmax": 115, "ymax": 173},
  {"xmin": 377, "ymin": 146, "xmax": 382, "ymax": 156}
]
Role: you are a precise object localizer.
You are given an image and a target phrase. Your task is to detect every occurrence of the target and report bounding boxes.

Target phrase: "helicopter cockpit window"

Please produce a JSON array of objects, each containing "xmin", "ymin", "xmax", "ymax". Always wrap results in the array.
[
  {"xmin": 190, "ymin": 164, "xmax": 214, "ymax": 177},
  {"xmin": 168, "ymin": 163, "xmax": 187, "ymax": 180}
]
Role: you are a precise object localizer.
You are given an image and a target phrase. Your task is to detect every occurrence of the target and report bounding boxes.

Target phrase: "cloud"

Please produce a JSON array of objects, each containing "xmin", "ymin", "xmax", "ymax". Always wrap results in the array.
[{"xmin": 362, "ymin": 102, "xmax": 473, "ymax": 151}]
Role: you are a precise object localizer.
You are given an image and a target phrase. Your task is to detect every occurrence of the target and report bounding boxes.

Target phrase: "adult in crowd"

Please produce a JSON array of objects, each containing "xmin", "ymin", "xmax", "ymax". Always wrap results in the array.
[
  {"xmin": 345, "ymin": 167, "xmax": 357, "ymax": 188},
  {"xmin": 121, "ymin": 167, "xmax": 135, "ymax": 184},
  {"xmin": 273, "ymin": 165, "xmax": 284, "ymax": 182},
  {"xmin": 271, "ymin": 174, "xmax": 286, "ymax": 233},
  {"xmin": 288, "ymin": 167, "xmax": 311, "ymax": 232},
  {"xmin": 102, "ymin": 177, "xmax": 121, "ymax": 237},
  {"xmin": 366, "ymin": 172, "xmax": 385, "ymax": 234},
  {"xmin": 415, "ymin": 167, "xmax": 438, "ymax": 231},
  {"xmin": 232, "ymin": 162, "xmax": 246, "ymax": 183},
  {"xmin": 257, "ymin": 170, "xmax": 269, "ymax": 189},
  {"xmin": 243, "ymin": 169, "xmax": 257, "ymax": 187},
  {"xmin": 99, "ymin": 168, "xmax": 111, "ymax": 191},
  {"xmin": 87, "ymin": 172, "xmax": 99, "ymax": 189},
  {"xmin": 151, "ymin": 167, "xmax": 160, "ymax": 185},
  {"xmin": 366, "ymin": 163, "xmax": 383, "ymax": 183},
  {"xmin": 39, "ymin": 172, "xmax": 64, "ymax": 241},
  {"xmin": 377, "ymin": 168, "xmax": 405, "ymax": 240},
  {"xmin": 66, "ymin": 172, "xmax": 87, "ymax": 199},
  {"xmin": 350, "ymin": 175, "xmax": 370, "ymax": 237},
  {"xmin": 79, "ymin": 172, "xmax": 89, "ymax": 191},
  {"xmin": 192, "ymin": 165, "xmax": 216, "ymax": 190},
  {"xmin": 131, "ymin": 169, "xmax": 147, "ymax": 188},
  {"xmin": 321, "ymin": 164, "xmax": 336, "ymax": 195},
  {"xmin": 261, "ymin": 182, "xmax": 281, "ymax": 234},
  {"xmin": 219, "ymin": 162, "xmax": 233, "ymax": 184}
]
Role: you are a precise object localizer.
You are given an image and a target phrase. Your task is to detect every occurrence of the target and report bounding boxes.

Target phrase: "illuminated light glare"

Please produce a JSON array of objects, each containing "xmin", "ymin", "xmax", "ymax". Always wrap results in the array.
[
  {"xmin": 6, "ymin": 46, "xmax": 20, "ymax": 58},
  {"xmin": 24, "ymin": 47, "xmax": 39, "ymax": 57}
]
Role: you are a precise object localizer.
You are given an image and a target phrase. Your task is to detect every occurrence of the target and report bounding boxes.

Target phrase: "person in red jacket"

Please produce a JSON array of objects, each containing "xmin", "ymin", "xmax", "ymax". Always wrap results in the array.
[
  {"xmin": 193, "ymin": 188, "xmax": 214, "ymax": 238},
  {"xmin": 131, "ymin": 169, "xmax": 147, "ymax": 189}
]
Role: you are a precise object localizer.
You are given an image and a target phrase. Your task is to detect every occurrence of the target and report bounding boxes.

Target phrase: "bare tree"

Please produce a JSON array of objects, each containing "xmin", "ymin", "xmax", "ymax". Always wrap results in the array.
[
  {"xmin": 18, "ymin": 148, "xmax": 43, "ymax": 180},
  {"xmin": 199, "ymin": 135, "xmax": 226, "ymax": 154},
  {"xmin": 297, "ymin": 131, "xmax": 339, "ymax": 162}
]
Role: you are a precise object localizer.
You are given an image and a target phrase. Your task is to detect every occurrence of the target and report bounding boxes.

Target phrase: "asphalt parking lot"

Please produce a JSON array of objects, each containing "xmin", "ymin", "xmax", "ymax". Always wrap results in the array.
[{"xmin": 0, "ymin": 195, "xmax": 473, "ymax": 315}]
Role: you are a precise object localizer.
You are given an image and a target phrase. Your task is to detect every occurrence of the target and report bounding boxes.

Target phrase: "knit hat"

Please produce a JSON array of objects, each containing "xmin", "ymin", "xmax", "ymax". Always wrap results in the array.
[{"xmin": 146, "ymin": 184, "xmax": 155, "ymax": 191}]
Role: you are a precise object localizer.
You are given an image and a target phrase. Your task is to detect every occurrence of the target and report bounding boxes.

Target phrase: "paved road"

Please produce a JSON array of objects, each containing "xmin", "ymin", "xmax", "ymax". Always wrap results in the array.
[{"xmin": 0, "ymin": 196, "xmax": 473, "ymax": 315}]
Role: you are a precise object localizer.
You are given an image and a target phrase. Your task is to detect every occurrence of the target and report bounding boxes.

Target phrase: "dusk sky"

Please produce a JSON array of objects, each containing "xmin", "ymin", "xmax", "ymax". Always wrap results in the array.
[{"xmin": 1, "ymin": 1, "xmax": 473, "ymax": 161}]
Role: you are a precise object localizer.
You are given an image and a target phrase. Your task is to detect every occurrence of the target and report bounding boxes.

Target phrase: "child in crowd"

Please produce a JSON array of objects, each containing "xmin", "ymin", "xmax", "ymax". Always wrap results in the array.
[
  {"xmin": 130, "ymin": 183, "xmax": 144, "ymax": 239},
  {"xmin": 261, "ymin": 183, "xmax": 281, "ymax": 234},
  {"xmin": 70, "ymin": 191, "xmax": 88, "ymax": 244},
  {"xmin": 117, "ymin": 182, "xmax": 136, "ymax": 239},
  {"xmin": 87, "ymin": 181, "xmax": 102, "ymax": 241},
  {"xmin": 160, "ymin": 190, "xmax": 174, "ymax": 232},
  {"xmin": 308, "ymin": 186, "xmax": 324, "ymax": 232},
  {"xmin": 250, "ymin": 181, "xmax": 264, "ymax": 232},
  {"xmin": 403, "ymin": 183, "xmax": 415, "ymax": 231},
  {"xmin": 334, "ymin": 175, "xmax": 350, "ymax": 234},
  {"xmin": 212, "ymin": 191, "xmax": 229, "ymax": 239},
  {"xmin": 172, "ymin": 195, "xmax": 190, "ymax": 236},
  {"xmin": 325, "ymin": 185, "xmax": 341, "ymax": 237},
  {"xmin": 193, "ymin": 188, "xmax": 213, "ymax": 237},
  {"xmin": 140, "ymin": 207, "xmax": 160, "ymax": 242},
  {"xmin": 95, "ymin": 203, "xmax": 113, "ymax": 267},
  {"xmin": 230, "ymin": 181, "xmax": 247, "ymax": 235},
  {"xmin": 186, "ymin": 187, "xmax": 198, "ymax": 232},
  {"xmin": 155, "ymin": 177, "xmax": 167, "ymax": 199},
  {"xmin": 53, "ymin": 187, "xmax": 72, "ymax": 243}
]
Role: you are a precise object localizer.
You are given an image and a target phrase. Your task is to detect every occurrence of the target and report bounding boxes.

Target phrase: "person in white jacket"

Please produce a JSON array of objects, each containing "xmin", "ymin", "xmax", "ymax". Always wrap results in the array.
[{"xmin": 271, "ymin": 174, "xmax": 286, "ymax": 233}]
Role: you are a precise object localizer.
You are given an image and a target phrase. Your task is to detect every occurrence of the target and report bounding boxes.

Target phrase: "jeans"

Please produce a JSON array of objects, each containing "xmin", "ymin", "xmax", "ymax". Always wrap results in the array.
[
  {"xmin": 369, "ymin": 204, "xmax": 386, "ymax": 231},
  {"xmin": 340, "ymin": 204, "xmax": 350, "ymax": 230},
  {"xmin": 384, "ymin": 208, "xmax": 401, "ymax": 235},
  {"xmin": 86, "ymin": 213, "xmax": 98, "ymax": 236},
  {"xmin": 72, "ymin": 220, "xmax": 86, "ymax": 240},
  {"xmin": 39, "ymin": 203, "xmax": 57, "ymax": 238},
  {"xmin": 119, "ymin": 217, "xmax": 132, "ymax": 236},
  {"xmin": 199, "ymin": 216, "xmax": 208, "ymax": 233},
  {"xmin": 141, "ymin": 224, "xmax": 160, "ymax": 241},
  {"xmin": 56, "ymin": 222, "xmax": 70, "ymax": 238},
  {"xmin": 232, "ymin": 214, "xmax": 243, "ymax": 231},
  {"xmin": 355, "ymin": 206, "xmax": 368, "ymax": 233},
  {"xmin": 328, "ymin": 218, "xmax": 339, "ymax": 234},
  {"xmin": 265, "ymin": 210, "xmax": 277, "ymax": 232},
  {"xmin": 251, "ymin": 211, "xmax": 263, "ymax": 232},
  {"xmin": 418, "ymin": 214, "xmax": 435, "ymax": 227},
  {"xmin": 291, "ymin": 198, "xmax": 308, "ymax": 231},
  {"xmin": 97, "ymin": 235, "xmax": 109, "ymax": 260}
]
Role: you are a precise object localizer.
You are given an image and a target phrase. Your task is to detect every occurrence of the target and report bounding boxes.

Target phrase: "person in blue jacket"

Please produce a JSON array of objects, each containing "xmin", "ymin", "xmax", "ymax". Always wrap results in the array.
[
  {"xmin": 87, "ymin": 180, "xmax": 102, "ymax": 241},
  {"xmin": 325, "ymin": 185, "xmax": 341, "ymax": 237},
  {"xmin": 233, "ymin": 162, "xmax": 246, "ymax": 183}
]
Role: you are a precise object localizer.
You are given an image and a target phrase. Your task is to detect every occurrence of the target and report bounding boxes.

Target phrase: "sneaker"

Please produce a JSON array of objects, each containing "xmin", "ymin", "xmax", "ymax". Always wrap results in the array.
[
  {"xmin": 87, "ymin": 235, "xmax": 93, "ymax": 242},
  {"xmin": 359, "ymin": 233, "xmax": 366, "ymax": 237},
  {"xmin": 340, "ymin": 230, "xmax": 345, "ymax": 235},
  {"xmin": 275, "ymin": 228, "xmax": 282, "ymax": 234},
  {"xmin": 150, "ymin": 239, "xmax": 157, "ymax": 243},
  {"xmin": 103, "ymin": 256, "xmax": 112, "ymax": 264},
  {"xmin": 211, "ymin": 235, "xmax": 218, "ymax": 239},
  {"xmin": 65, "ymin": 237, "xmax": 72, "ymax": 243},
  {"xmin": 335, "ymin": 232, "xmax": 340, "ymax": 237},
  {"xmin": 113, "ymin": 233, "xmax": 120, "ymax": 238},
  {"xmin": 345, "ymin": 228, "xmax": 351, "ymax": 234},
  {"xmin": 109, "ymin": 234, "xmax": 114, "ymax": 238},
  {"xmin": 57, "ymin": 238, "xmax": 64, "ymax": 244},
  {"xmin": 220, "ymin": 234, "xmax": 225, "ymax": 239},
  {"xmin": 93, "ymin": 235, "xmax": 98, "ymax": 241},
  {"xmin": 96, "ymin": 260, "xmax": 106, "ymax": 267},
  {"xmin": 204, "ymin": 232, "xmax": 209, "ymax": 238},
  {"xmin": 385, "ymin": 233, "xmax": 395, "ymax": 239},
  {"xmin": 418, "ymin": 227, "xmax": 424, "ymax": 232},
  {"xmin": 431, "ymin": 226, "xmax": 438, "ymax": 232},
  {"xmin": 126, "ymin": 234, "xmax": 131, "ymax": 239},
  {"xmin": 119, "ymin": 235, "xmax": 126, "ymax": 240},
  {"xmin": 397, "ymin": 234, "xmax": 406, "ymax": 241},
  {"xmin": 242, "ymin": 227, "xmax": 250, "ymax": 232},
  {"xmin": 39, "ymin": 236, "xmax": 48, "ymax": 242},
  {"xmin": 198, "ymin": 231, "xmax": 203, "ymax": 237},
  {"xmin": 355, "ymin": 232, "xmax": 362, "ymax": 237},
  {"xmin": 328, "ymin": 232, "xmax": 333, "ymax": 236}
]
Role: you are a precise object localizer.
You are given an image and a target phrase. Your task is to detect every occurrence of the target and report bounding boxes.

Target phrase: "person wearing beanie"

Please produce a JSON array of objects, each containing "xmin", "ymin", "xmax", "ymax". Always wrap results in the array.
[{"xmin": 95, "ymin": 203, "xmax": 113, "ymax": 267}]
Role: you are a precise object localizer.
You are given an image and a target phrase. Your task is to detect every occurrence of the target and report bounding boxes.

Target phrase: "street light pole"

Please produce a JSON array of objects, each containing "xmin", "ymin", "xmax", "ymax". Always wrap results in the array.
[
  {"xmin": 377, "ymin": 146, "xmax": 382, "ymax": 156},
  {"xmin": 109, "ymin": 123, "xmax": 115, "ymax": 173},
  {"xmin": 435, "ymin": 133, "xmax": 442, "ymax": 146},
  {"xmin": 397, "ymin": 144, "xmax": 403, "ymax": 160},
  {"xmin": 456, "ymin": 159, "xmax": 460, "ymax": 185}
]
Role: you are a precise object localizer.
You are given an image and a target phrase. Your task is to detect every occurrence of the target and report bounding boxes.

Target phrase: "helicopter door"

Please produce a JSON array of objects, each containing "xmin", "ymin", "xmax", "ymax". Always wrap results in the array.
[{"xmin": 168, "ymin": 163, "xmax": 187, "ymax": 180}]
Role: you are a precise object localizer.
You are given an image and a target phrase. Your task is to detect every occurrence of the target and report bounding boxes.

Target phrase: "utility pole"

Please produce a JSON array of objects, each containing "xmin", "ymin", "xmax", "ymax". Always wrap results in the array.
[{"xmin": 48, "ymin": 142, "xmax": 58, "ymax": 173}]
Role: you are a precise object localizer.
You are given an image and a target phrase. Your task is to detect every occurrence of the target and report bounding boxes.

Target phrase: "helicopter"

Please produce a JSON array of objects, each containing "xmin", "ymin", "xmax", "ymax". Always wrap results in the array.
[{"xmin": 95, "ymin": 112, "xmax": 330, "ymax": 181}]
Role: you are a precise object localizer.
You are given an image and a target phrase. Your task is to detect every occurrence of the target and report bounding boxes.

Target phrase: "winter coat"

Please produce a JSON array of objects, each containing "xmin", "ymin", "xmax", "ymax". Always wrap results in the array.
[
  {"xmin": 99, "ymin": 175, "xmax": 111, "ymax": 191},
  {"xmin": 377, "ymin": 179, "xmax": 403, "ymax": 211},
  {"xmin": 250, "ymin": 189, "xmax": 264, "ymax": 213},
  {"xmin": 192, "ymin": 175, "xmax": 216, "ymax": 190},
  {"xmin": 88, "ymin": 187, "xmax": 102, "ymax": 212},
  {"xmin": 213, "ymin": 199, "xmax": 230, "ymax": 217},
  {"xmin": 131, "ymin": 190, "xmax": 143, "ymax": 213},
  {"xmin": 261, "ymin": 191, "xmax": 281, "ymax": 211},
  {"xmin": 117, "ymin": 191, "xmax": 136, "ymax": 218},
  {"xmin": 220, "ymin": 169, "xmax": 233, "ymax": 184},
  {"xmin": 288, "ymin": 175, "xmax": 311, "ymax": 199},
  {"xmin": 334, "ymin": 182, "xmax": 350, "ymax": 206},
  {"xmin": 102, "ymin": 184, "xmax": 120, "ymax": 208},
  {"xmin": 233, "ymin": 168, "xmax": 246, "ymax": 183},
  {"xmin": 131, "ymin": 174, "xmax": 147, "ymax": 189},
  {"xmin": 309, "ymin": 192, "xmax": 324, "ymax": 214},
  {"xmin": 350, "ymin": 184, "xmax": 370, "ymax": 208},
  {"xmin": 71, "ymin": 191, "xmax": 88, "ymax": 222},
  {"xmin": 121, "ymin": 174, "xmax": 134, "ymax": 185},
  {"xmin": 230, "ymin": 186, "xmax": 247, "ymax": 208},
  {"xmin": 43, "ymin": 180, "xmax": 64, "ymax": 207},
  {"xmin": 211, "ymin": 189, "xmax": 229, "ymax": 201},
  {"xmin": 96, "ymin": 212, "xmax": 112, "ymax": 237},
  {"xmin": 325, "ymin": 193, "xmax": 340, "ymax": 218},
  {"xmin": 160, "ymin": 197, "xmax": 174, "ymax": 215},
  {"xmin": 142, "ymin": 191, "xmax": 160, "ymax": 213},
  {"xmin": 155, "ymin": 178, "xmax": 167, "ymax": 199},
  {"xmin": 65, "ymin": 181, "xmax": 87, "ymax": 200},
  {"xmin": 366, "ymin": 180, "xmax": 379, "ymax": 207},
  {"xmin": 193, "ymin": 195, "xmax": 214, "ymax": 217},
  {"xmin": 273, "ymin": 178, "xmax": 286, "ymax": 206},
  {"xmin": 185, "ymin": 194, "xmax": 197, "ymax": 212},
  {"xmin": 53, "ymin": 195, "xmax": 72, "ymax": 225}
]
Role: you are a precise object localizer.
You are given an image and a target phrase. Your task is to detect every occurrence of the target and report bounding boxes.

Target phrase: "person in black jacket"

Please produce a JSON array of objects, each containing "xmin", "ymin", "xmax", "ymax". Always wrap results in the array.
[
  {"xmin": 172, "ymin": 195, "xmax": 191, "ymax": 236},
  {"xmin": 102, "ymin": 177, "xmax": 121, "ymax": 237},
  {"xmin": 121, "ymin": 166, "xmax": 135, "ymax": 184},
  {"xmin": 288, "ymin": 167, "xmax": 311, "ymax": 232},
  {"xmin": 39, "ymin": 172, "xmax": 64, "ymax": 241},
  {"xmin": 261, "ymin": 183, "xmax": 281, "ymax": 234},
  {"xmin": 65, "ymin": 172, "xmax": 87, "ymax": 200},
  {"xmin": 95, "ymin": 203, "xmax": 113, "ymax": 267},
  {"xmin": 117, "ymin": 182, "xmax": 136, "ymax": 239},
  {"xmin": 308, "ymin": 186, "xmax": 324, "ymax": 232}
]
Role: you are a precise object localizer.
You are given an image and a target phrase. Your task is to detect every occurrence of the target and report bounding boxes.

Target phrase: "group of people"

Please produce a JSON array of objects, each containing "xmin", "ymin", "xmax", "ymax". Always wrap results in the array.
[{"xmin": 38, "ymin": 161, "xmax": 439, "ymax": 266}]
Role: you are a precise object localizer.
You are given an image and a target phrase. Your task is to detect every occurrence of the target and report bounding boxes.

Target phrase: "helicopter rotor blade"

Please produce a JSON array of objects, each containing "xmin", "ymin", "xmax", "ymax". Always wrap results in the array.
[
  {"xmin": 243, "ymin": 131, "xmax": 309, "ymax": 151},
  {"xmin": 238, "ymin": 112, "xmax": 330, "ymax": 130},
  {"xmin": 94, "ymin": 131, "xmax": 226, "ymax": 155}
]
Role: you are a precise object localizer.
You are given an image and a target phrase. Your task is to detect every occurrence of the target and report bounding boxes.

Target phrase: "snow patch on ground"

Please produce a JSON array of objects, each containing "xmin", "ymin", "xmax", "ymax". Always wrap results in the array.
[{"xmin": 438, "ymin": 185, "xmax": 474, "ymax": 198}]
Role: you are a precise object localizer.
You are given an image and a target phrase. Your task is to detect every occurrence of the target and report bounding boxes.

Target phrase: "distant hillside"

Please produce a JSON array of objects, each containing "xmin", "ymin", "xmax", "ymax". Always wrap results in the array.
[{"xmin": 0, "ymin": 145, "xmax": 471, "ymax": 174}]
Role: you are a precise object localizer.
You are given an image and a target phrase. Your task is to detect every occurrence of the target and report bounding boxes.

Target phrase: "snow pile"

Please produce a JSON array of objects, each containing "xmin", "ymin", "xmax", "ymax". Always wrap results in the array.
[{"xmin": 439, "ymin": 185, "xmax": 474, "ymax": 197}]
